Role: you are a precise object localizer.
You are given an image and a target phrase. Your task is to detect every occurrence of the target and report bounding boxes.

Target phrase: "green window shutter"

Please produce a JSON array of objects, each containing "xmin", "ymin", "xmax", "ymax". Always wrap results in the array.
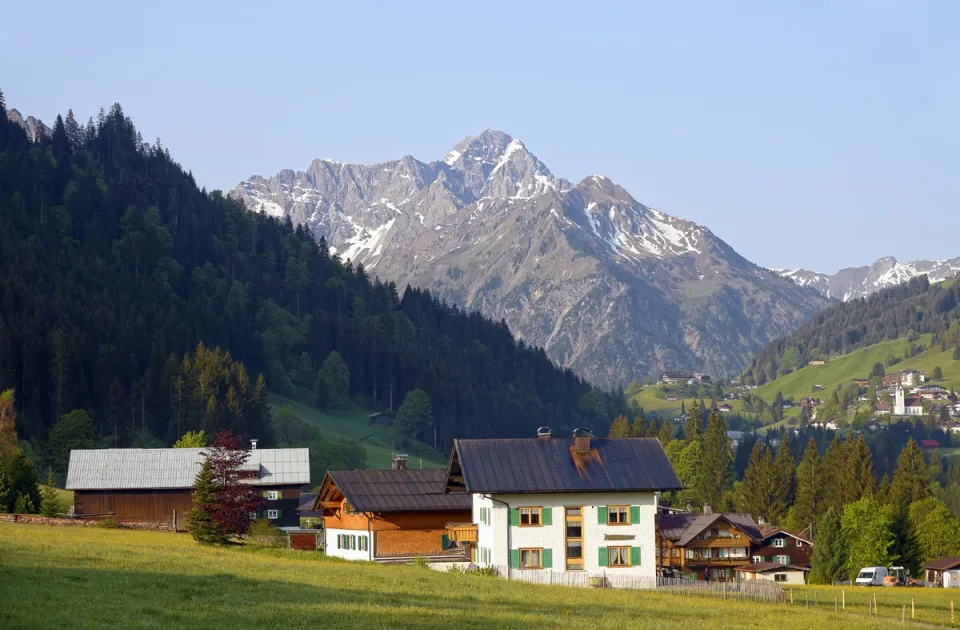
[
  {"xmin": 277, "ymin": 510, "xmax": 282, "ymax": 519},
  {"xmin": 598, "ymin": 506, "xmax": 608, "ymax": 525},
  {"xmin": 631, "ymin": 547, "xmax": 641, "ymax": 567},
  {"xmin": 542, "ymin": 507, "xmax": 552, "ymax": 526},
  {"xmin": 262, "ymin": 490, "xmax": 269, "ymax": 498},
  {"xmin": 786, "ymin": 555, "xmax": 791, "ymax": 565},
  {"xmin": 598, "ymin": 547, "xmax": 608, "ymax": 567},
  {"xmin": 441, "ymin": 534, "xmax": 449, "ymax": 550},
  {"xmin": 509, "ymin": 508, "xmax": 519, "ymax": 526},
  {"xmin": 630, "ymin": 505, "xmax": 640, "ymax": 524},
  {"xmin": 543, "ymin": 548, "xmax": 553, "ymax": 569},
  {"xmin": 510, "ymin": 549, "xmax": 520, "ymax": 568},
  {"xmin": 336, "ymin": 535, "xmax": 341, "ymax": 549}
]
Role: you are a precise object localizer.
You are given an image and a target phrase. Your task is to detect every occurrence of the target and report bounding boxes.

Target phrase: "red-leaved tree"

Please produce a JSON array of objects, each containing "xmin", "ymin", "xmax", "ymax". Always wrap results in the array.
[{"xmin": 207, "ymin": 430, "xmax": 262, "ymax": 539}]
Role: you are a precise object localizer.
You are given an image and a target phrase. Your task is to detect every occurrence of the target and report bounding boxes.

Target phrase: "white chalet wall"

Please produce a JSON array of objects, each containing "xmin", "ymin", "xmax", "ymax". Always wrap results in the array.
[{"xmin": 324, "ymin": 527, "xmax": 372, "ymax": 561}]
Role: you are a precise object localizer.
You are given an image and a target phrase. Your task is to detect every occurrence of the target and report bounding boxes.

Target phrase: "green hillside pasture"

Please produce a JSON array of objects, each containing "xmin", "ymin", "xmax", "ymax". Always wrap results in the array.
[
  {"xmin": 0, "ymin": 524, "xmax": 895, "ymax": 629},
  {"xmin": 268, "ymin": 394, "xmax": 447, "ymax": 470},
  {"xmin": 752, "ymin": 336, "xmax": 932, "ymax": 402}
]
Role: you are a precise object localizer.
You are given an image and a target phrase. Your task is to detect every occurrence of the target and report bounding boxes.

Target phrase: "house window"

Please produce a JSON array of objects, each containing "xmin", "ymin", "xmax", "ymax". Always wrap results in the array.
[
  {"xmin": 772, "ymin": 538, "xmax": 785, "ymax": 548},
  {"xmin": 796, "ymin": 539, "xmax": 803, "ymax": 547},
  {"xmin": 266, "ymin": 490, "xmax": 279, "ymax": 501},
  {"xmin": 608, "ymin": 546, "xmax": 631, "ymax": 567},
  {"xmin": 774, "ymin": 573, "xmax": 787, "ymax": 582},
  {"xmin": 753, "ymin": 555, "xmax": 764, "ymax": 563},
  {"xmin": 267, "ymin": 509, "xmax": 279, "ymax": 520},
  {"xmin": 520, "ymin": 548, "xmax": 542, "ymax": 569},
  {"xmin": 774, "ymin": 555, "xmax": 788, "ymax": 564},
  {"xmin": 608, "ymin": 506, "xmax": 630, "ymax": 525},
  {"xmin": 519, "ymin": 507, "xmax": 542, "ymax": 527}
]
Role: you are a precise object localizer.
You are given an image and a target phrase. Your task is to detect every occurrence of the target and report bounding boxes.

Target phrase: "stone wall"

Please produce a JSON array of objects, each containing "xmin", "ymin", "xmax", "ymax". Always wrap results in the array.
[{"xmin": 0, "ymin": 514, "xmax": 170, "ymax": 530}]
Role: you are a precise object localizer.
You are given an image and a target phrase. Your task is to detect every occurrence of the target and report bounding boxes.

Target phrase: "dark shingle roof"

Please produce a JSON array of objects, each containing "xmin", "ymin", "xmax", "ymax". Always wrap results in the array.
[
  {"xmin": 452, "ymin": 438, "xmax": 682, "ymax": 494},
  {"xmin": 326, "ymin": 469, "xmax": 472, "ymax": 512},
  {"xmin": 657, "ymin": 512, "xmax": 762, "ymax": 545},
  {"xmin": 923, "ymin": 556, "xmax": 960, "ymax": 571}
]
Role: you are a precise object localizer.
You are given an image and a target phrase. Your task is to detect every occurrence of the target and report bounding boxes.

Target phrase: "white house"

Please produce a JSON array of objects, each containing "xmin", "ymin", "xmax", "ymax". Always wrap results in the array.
[
  {"xmin": 735, "ymin": 562, "xmax": 809, "ymax": 585},
  {"xmin": 894, "ymin": 384, "xmax": 925, "ymax": 416},
  {"xmin": 444, "ymin": 430, "xmax": 682, "ymax": 577}
]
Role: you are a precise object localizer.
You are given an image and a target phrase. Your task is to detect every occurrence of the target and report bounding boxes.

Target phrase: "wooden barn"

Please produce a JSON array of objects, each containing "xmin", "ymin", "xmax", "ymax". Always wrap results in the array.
[
  {"xmin": 316, "ymin": 455, "xmax": 472, "ymax": 562},
  {"xmin": 66, "ymin": 446, "xmax": 310, "ymax": 530}
]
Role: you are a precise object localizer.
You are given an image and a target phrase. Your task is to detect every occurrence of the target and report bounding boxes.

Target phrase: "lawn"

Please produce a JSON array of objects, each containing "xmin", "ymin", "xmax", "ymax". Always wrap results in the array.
[
  {"xmin": 268, "ymin": 393, "xmax": 447, "ymax": 470},
  {"xmin": 790, "ymin": 584, "xmax": 960, "ymax": 626},
  {"xmin": 0, "ymin": 524, "xmax": 896, "ymax": 629}
]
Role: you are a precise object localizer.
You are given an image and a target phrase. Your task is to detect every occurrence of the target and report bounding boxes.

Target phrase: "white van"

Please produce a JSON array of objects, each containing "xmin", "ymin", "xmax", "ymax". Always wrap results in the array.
[{"xmin": 856, "ymin": 567, "xmax": 888, "ymax": 586}]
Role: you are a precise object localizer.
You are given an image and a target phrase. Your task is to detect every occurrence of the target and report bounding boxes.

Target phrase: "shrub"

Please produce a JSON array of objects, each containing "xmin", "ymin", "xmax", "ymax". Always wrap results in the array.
[
  {"xmin": 247, "ymin": 517, "xmax": 285, "ymax": 548},
  {"xmin": 96, "ymin": 517, "xmax": 120, "ymax": 529}
]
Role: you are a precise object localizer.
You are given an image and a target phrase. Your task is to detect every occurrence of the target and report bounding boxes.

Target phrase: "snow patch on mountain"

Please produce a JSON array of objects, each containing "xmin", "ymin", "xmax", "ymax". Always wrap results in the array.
[{"xmin": 776, "ymin": 256, "xmax": 960, "ymax": 300}]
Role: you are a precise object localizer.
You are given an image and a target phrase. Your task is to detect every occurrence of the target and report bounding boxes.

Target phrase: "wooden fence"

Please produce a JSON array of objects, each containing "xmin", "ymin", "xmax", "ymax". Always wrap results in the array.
[{"xmin": 487, "ymin": 566, "xmax": 785, "ymax": 603}]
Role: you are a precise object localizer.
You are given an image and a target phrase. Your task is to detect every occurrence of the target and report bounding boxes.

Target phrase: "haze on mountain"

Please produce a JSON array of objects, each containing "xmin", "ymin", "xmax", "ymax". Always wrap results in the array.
[{"xmin": 232, "ymin": 131, "xmax": 829, "ymax": 388}]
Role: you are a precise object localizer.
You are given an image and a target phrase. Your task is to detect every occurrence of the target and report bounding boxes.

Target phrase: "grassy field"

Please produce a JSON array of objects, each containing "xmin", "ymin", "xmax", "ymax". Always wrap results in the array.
[
  {"xmin": 268, "ymin": 393, "xmax": 447, "ymax": 470},
  {"xmin": 0, "ymin": 524, "xmax": 898, "ymax": 629},
  {"xmin": 753, "ymin": 334, "xmax": 960, "ymax": 405},
  {"xmin": 790, "ymin": 584, "xmax": 960, "ymax": 626}
]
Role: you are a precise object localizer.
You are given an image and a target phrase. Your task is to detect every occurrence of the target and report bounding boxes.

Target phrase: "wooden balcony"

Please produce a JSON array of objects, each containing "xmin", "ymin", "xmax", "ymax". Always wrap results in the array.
[
  {"xmin": 683, "ymin": 556, "xmax": 749, "ymax": 566},
  {"xmin": 445, "ymin": 523, "xmax": 478, "ymax": 543}
]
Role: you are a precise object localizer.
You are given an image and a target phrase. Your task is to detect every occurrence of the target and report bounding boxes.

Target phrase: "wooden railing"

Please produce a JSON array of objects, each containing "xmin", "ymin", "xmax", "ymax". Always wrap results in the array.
[{"xmin": 445, "ymin": 523, "xmax": 479, "ymax": 543}]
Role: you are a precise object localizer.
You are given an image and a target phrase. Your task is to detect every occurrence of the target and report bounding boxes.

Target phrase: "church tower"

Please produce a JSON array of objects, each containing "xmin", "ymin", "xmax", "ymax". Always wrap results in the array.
[{"xmin": 894, "ymin": 383, "xmax": 905, "ymax": 416}]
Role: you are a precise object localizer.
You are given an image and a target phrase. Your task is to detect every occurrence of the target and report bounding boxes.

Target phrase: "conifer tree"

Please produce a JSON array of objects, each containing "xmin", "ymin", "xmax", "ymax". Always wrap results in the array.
[
  {"xmin": 790, "ymin": 438, "xmax": 824, "ymax": 531},
  {"xmin": 770, "ymin": 439, "xmax": 796, "ymax": 524},
  {"xmin": 630, "ymin": 411, "xmax": 646, "ymax": 437},
  {"xmin": 808, "ymin": 508, "xmax": 846, "ymax": 584},
  {"xmin": 40, "ymin": 470, "xmax": 61, "ymax": 517},
  {"xmin": 822, "ymin": 436, "xmax": 846, "ymax": 514},
  {"xmin": 644, "ymin": 420, "xmax": 658, "ymax": 438},
  {"xmin": 842, "ymin": 433, "xmax": 875, "ymax": 503},
  {"xmin": 608, "ymin": 415, "xmax": 630, "ymax": 438},
  {"xmin": 188, "ymin": 457, "xmax": 226, "ymax": 545},
  {"xmin": 13, "ymin": 494, "xmax": 34, "ymax": 514},
  {"xmin": 699, "ymin": 410, "xmax": 732, "ymax": 508},
  {"xmin": 658, "ymin": 420, "xmax": 673, "ymax": 445},
  {"xmin": 889, "ymin": 510, "xmax": 921, "ymax": 577},
  {"xmin": 889, "ymin": 438, "xmax": 933, "ymax": 514},
  {"xmin": 7, "ymin": 449, "xmax": 41, "ymax": 512},
  {"xmin": 684, "ymin": 399, "xmax": 702, "ymax": 442},
  {"xmin": 739, "ymin": 442, "xmax": 775, "ymax": 521}
]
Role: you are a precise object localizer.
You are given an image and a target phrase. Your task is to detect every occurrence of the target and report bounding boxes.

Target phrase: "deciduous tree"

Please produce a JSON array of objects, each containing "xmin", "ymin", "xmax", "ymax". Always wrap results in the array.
[
  {"xmin": 173, "ymin": 430, "xmax": 207, "ymax": 448},
  {"xmin": 396, "ymin": 389, "xmax": 433, "ymax": 442},
  {"xmin": 908, "ymin": 498, "xmax": 960, "ymax": 565},
  {"xmin": 841, "ymin": 497, "xmax": 895, "ymax": 582}
]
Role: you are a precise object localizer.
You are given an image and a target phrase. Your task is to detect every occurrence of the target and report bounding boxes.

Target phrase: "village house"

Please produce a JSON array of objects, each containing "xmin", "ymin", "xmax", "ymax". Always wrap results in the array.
[
  {"xmin": 852, "ymin": 378, "xmax": 870, "ymax": 387},
  {"xmin": 874, "ymin": 401, "xmax": 891, "ymax": 415},
  {"xmin": 657, "ymin": 509, "xmax": 762, "ymax": 582},
  {"xmin": 923, "ymin": 556, "xmax": 960, "ymax": 585},
  {"xmin": 66, "ymin": 444, "xmax": 309, "ymax": 530},
  {"xmin": 752, "ymin": 526, "xmax": 812, "ymax": 569},
  {"xmin": 894, "ymin": 384, "xmax": 925, "ymax": 417},
  {"xmin": 316, "ymin": 455, "xmax": 472, "ymax": 562},
  {"xmin": 884, "ymin": 370, "xmax": 926, "ymax": 388},
  {"xmin": 921, "ymin": 439, "xmax": 941, "ymax": 451},
  {"xmin": 808, "ymin": 360, "xmax": 826, "ymax": 366},
  {"xmin": 717, "ymin": 403, "xmax": 733, "ymax": 413},
  {"xmin": 664, "ymin": 394, "xmax": 678, "ymax": 403},
  {"xmin": 444, "ymin": 429, "xmax": 682, "ymax": 576},
  {"xmin": 735, "ymin": 562, "xmax": 809, "ymax": 584},
  {"xmin": 660, "ymin": 372, "xmax": 692, "ymax": 385},
  {"xmin": 368, "ymin": 411, "xmax": 394, "ymax": 427}
]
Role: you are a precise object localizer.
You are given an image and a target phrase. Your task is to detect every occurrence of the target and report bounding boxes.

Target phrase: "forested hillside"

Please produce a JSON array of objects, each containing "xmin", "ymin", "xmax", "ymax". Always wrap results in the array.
[
  {"xmin": 744, "ymin": 276, "xmax": 960, "ymax": 384},
  {"xmin": 0, "ymin": 91, "xmax": 625, "ymax": 458}
]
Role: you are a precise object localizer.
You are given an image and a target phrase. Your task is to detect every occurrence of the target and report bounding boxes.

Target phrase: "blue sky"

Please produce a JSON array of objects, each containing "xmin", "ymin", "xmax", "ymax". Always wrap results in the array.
[{"xmin": 3, "ymin": 1, "xmax": 958, "ymax": 273}]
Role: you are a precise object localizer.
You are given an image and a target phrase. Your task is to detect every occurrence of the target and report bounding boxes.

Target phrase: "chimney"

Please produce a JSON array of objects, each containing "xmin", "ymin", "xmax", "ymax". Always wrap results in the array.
[
  {"xmin": 250, "ymin": 438, "xmax": 258, "ymax": 450},
  {"xmin": 537, "ymin": 426, "xmax": 552, "ymax": 440},
  {"xmin": 392, "ymin": 453, "xmax": 408, "ymax": 471},
  {"xmin": 758, "ymin": 516, "xmax": 765, "ymax": 525},
  {"xmin": 572, "ymin": 427, "xmax": 592, "ymax": 453},
  {"xmin": 703, "ymin": 503, "xmax": 712, "ymax": 514}
]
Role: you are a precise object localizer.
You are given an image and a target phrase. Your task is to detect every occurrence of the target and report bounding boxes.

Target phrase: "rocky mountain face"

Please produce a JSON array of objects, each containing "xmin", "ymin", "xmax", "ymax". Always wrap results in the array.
[
  {"xmin": 6, "ymin": 109, "xmax": 50, "ymax": 142},
  {"xmin": 776, "ymin": 256, "xmax": 960, "ymax": 301},
  {"xmin": 232, "ymin": 130, "xmax": 829, "ymax": 388}
]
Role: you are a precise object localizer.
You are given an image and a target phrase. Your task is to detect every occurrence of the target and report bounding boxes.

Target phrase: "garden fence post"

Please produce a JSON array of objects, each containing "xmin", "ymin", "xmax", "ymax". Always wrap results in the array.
[
  {"xmin": 842, "ymin": 590, "xmax": 845, "ymax": 611},
  {"xmin": 835, "ymin": 597, "xmax": 838, "ymax": 613}
]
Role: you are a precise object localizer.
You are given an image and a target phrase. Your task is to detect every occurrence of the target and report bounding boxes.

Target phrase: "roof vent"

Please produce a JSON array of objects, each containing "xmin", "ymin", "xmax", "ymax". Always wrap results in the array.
[
  {"xmin": 250, "ymin": 439, "xmax": 258, "ymax": 450},
  {"xmin": 537, "ymin": 426, "xmax": 552, "ymax": 440},
  {"xmin": 572, "ymin": 427, "xmax": 592, "ymax": 453},
  {"xmin": 703, "ymin": 503, "xmax": 712, "ymax": 514},
  {"xmin": 392, "ymin": 453, "xmax": 408, "ymax": 471}
]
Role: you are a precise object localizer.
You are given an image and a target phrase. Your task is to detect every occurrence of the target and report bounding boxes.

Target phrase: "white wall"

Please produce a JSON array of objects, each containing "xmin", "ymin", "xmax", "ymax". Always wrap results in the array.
[
  {"xmin": 753, "ymin": 570, "xmax": 805, "ymax": 585},
  {"xmin": 475, "ymin": 492, "xmax": 659, "ymax": 577},
  {"xmin": 324, "ymin": 527, "xmax": 373, "ymax": 561}
]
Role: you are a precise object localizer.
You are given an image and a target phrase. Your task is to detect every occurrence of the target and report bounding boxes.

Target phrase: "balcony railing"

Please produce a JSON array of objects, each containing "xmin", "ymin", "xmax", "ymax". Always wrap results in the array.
[{"xmin": 445, "ymin": 523, "xmax": 479, "ymax": 543}]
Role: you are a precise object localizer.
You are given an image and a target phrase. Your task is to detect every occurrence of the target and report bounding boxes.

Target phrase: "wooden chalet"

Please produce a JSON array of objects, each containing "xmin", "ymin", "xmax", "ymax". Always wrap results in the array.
[
  {"xmin": 66, "ymin": 446, "xmax": 309, "ymax": 530},
  {"xmin": 316, "ymin": 455, "xmax": 472, "ymax": 562},
  {"xmin": 752, "ymin": 525, "xmax": 812, "ymax": 569},
  {"xmin": 656, "ymin": 509, "xmax": 762, "ymax": 582},
  {"xmin": 923, "ymin": 556, "xmax": 960, "ymax": 585}
]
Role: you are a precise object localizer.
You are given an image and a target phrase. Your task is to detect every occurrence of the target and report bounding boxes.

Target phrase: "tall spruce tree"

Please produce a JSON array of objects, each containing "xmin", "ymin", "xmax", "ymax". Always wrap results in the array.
[
  {"xmin": 684, "ymin": 399, "xmax": 702, "ymax": 442},
  {"xmin": 889, "ymin": 510, "xmax": 921, "ymax": 577},
  {"xmin": 889, "ymin": 438, "xmax": 933, "ymax": 515},
  {"xmin": 699, "ymin": 410, "xmax": 733, "ymax": 508},
  {"xmin": 821, "ymin": 436, "xmax": 846, "ymax": 514},
  {"xmin": 842, "ymin": 433, "xmax": 875, "ymax": 504},
  {"xmin": 790, "ymin": 438, "xmax": 824, "ymax": 532},
  {"xmin": 658, "ymin": 420, "xmax": 674, "ymax": 445},
  {"xmin": 40, "ymin": 470, "xmax": 61, "ymax": 517},
  {"xmin": 644, "ymin": 420, "xmax": 658, "ymax": 438},
  {"xmin": 808, "ymin": 508, "xmax": 846, "ymax": 585},
  {"xmin": 770, "ymin": 439, "xmax": 796, "ymax": 525},
  {"xmin": 188, "ymin": 457, "xmax": 226, "ymax": 544},
  {"xmin": 608, "ymin": 415, "xmax": 630, "ymax": 438},
  {"xmin": 739, "ymin": 442, "xmax": 775, "ymax": 521},
  {"xmin": 0, "ymin": 462, "xmax": 12, "ymax": 513}
]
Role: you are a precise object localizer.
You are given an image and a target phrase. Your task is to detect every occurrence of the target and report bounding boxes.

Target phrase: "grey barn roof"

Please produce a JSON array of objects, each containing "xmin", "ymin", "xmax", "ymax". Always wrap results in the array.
[
  {"xmin": 450, "ymin": 437, "xmax": 682, "ymax": 494},
  {"xmin": 66, "ymin": 448, "xmax": 310, "ymax": 490},
  {"xmin": 323, "ymin": 469, "xmax": 473, "ymax": 512}
]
